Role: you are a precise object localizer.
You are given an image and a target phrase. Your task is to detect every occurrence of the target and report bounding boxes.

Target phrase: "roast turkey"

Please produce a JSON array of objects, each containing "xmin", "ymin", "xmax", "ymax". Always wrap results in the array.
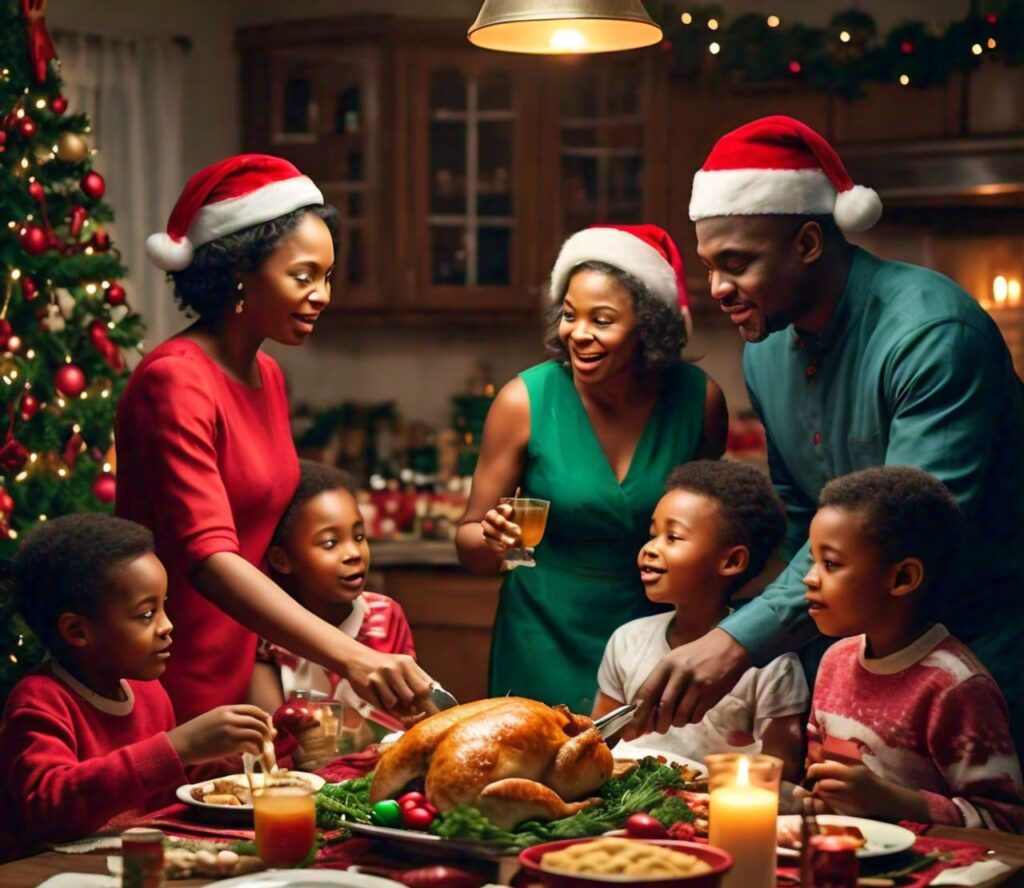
[{"xmin": 369, "ymin": 697, "xmax": 613, "ymax": 830}]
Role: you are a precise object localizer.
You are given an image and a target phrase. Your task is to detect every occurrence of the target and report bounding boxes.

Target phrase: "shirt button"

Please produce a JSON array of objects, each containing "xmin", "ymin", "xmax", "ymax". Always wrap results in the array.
[
  {"xmin": 806, "ymin": 365, "xmax": 817, "ymax": 378},
  {"xmin": 813, "ymin": 432, "xmax": 822, "ymax": 446}
]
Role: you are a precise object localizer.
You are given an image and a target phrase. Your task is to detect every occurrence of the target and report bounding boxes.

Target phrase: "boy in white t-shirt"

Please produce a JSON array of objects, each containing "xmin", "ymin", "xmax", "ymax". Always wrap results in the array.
[{"xmin": 594, "ymin": 460, "xmax": 808, "ymax": 780}]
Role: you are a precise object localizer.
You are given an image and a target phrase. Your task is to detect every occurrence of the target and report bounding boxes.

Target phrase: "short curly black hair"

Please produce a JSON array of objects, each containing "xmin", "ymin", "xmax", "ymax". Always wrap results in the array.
[
  {"xmin": 273, "ymin": 459, "xmax": 356, "ymax": 547},
  {"xmin": 169, "ymin": 204, "xmax": 339, "ymax": 318},
  {"xmin": 12, "ymin": 514, "xmax": 155, "ymax": 654},
  {"xmin": 818, "ymin": 466, "xmax": 961, "ymax": 588},
  {"xmin": 665, "ymin": 459, "xmax": 786, "ymax": 590},
  {"xmin": 545, "ymin": 261, "xmax": 687, "ymax": 370}
]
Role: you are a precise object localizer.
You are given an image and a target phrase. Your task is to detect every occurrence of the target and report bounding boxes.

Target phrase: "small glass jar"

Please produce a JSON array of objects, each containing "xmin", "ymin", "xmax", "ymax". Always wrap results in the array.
[
  {"xmin": 283, "ymin": 690, "xmax": 343, "ymax": 769},
  {"xmin": 121, "ymin": 827, "xmax": 165, "ymax": 888}
]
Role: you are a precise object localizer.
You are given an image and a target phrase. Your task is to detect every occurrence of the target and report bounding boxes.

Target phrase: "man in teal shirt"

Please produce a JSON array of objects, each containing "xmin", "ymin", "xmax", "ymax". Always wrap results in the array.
[{"xmin": 633, "ymin": 116, "xmax": 1024, "ymax": 748}]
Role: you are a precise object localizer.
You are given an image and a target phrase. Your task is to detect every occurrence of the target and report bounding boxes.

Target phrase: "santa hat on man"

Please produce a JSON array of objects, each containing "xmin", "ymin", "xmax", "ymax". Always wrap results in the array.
[
  {"xmin": 146, "ymin": 154, "xmax": 324, "ymax": 271},
  {"xmin": 549, "ymin": 224, "xmax": 691, "ymax": 331},
  {"xmin": 689, "ymin": 115, "xmax": 882, "ymax": 233}
]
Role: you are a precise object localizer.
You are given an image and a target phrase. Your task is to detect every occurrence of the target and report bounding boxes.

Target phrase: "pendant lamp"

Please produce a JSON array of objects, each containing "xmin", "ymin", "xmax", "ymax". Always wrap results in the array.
[{"xmin": 468, "ymin": 1, "xmax": 662, "ymax": 54}]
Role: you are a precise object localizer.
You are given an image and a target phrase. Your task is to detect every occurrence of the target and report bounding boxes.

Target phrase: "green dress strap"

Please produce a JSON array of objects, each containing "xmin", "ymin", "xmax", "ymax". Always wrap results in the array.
[{"xmin": 488, "ymin": 360, "xmax": 708, "ymax": 712}]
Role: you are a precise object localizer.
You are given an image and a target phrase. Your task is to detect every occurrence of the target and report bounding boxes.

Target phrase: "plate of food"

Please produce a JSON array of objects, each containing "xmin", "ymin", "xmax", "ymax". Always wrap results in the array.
[
  {"xmin": 177, "ymin": 771, "xmax": 326, "ymax": 813},
  {"xmin": 776, "ymin": 814, "xmax": 916, "ymax": 859}
]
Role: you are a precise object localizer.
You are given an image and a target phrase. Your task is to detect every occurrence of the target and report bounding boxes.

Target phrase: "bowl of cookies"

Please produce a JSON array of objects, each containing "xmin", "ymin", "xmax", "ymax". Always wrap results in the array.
[{"xmin": 518, "ymin": 836, "xmax": 732, "ymax": 888}]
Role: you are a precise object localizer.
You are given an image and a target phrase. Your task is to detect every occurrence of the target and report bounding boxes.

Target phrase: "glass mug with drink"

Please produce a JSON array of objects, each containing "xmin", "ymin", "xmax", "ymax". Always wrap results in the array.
[
  {"xmin": 497, "ymin": 496, "xmax": 550, "ymax": 568},
  {"xmin": 252, "ymin": 785, "xmax": 316, "ymax": 868}
]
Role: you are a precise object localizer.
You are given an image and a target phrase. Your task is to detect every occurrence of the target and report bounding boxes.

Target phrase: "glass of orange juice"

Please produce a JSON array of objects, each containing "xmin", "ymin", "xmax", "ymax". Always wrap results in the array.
[
  {"xmin": 498, "ymin": 497, "xmax": 550, "ymax": 568},
  {"xmin": 252, "ymin": 785, "xmax": 316, "ymax": 868}
]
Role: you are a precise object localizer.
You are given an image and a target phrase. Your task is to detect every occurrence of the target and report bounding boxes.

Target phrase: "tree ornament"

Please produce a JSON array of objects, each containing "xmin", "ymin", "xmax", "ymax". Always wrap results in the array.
[
  {"xmin": 0, "ymin": 130, "xmax": 6, "ymax": 152},
  {"xmin": 5, "ymin": 335, "xmax": 21, "ymax": 354},
  {"xmin": 89, "ymin": 320, "xmax": 125, "ymax": 371},
  {"xmin": 55, "ymin": 131, "xmax": 88, "ymax": 162},
  {"xmin": 89, "ymin": 228, "xmax": 110, "ymax": 251},
  {"xmin": 68, "ymin": 204, "xmax": 87, "ymax": 237},
  {"xmin": 105, "ymin": 282, "xmax": 126, "ymax": 305},
  {"xmin": 22, "ymin": 0, "xmax": 58, "ymax": 83},
  {"xmin": 19, "ymin": 225, "xmax": 48, "ymax": 255},
  {"xmin": 0, "ymin": 489, "xmax": 13, "ymax": 515},
  {"xmin": 0, "ymin": 437, "xmax": 29, "ymax": 474},
  {"xmin": 80, "ymin": 171, "xmax": 105, "ymax": 200},
  {"xmin": 33, "ymin": 143, "xmax": 53, "ymax": 164},
  {"xmin": 92, "ymin": 472, "xmax": 116, "ymax": 504},
  {"xmin": 54, "ymin": 363, "xmax": 86, "ymax": 397},
  {"xmin": 50, "ymin": 94, "xmax": 67, "ymax": 115},
  {"xmin": 63, "ymin": 431, "xmax": 85, "ymax": 467},
  {"xmin": 41, "ymin": 302, "xmax": 65, "ymax": 333},
  {"xmin": 19, "ymin": 392, "xmax": 38, "ymax": 421},
  {"xmin": 28, "ymin": 181, "xmax": 45, "ymax": 204},
  {"xmin": 0, "ymin": 320, "xmax": 10, "ymax": 349},
  {"xmin": 17, "ymin": 116, "xmax": 36, "ymax": 138},
  {"xmin": 20, "ymin": 276, "xmax": 38, "ymax": 300}
]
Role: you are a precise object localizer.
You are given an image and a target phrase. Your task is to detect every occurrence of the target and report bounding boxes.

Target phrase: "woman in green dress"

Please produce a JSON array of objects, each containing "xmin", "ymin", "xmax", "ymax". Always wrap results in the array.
[{"xmin": 456, "ymin": 225, "xmax": 727, "ymax": 713}]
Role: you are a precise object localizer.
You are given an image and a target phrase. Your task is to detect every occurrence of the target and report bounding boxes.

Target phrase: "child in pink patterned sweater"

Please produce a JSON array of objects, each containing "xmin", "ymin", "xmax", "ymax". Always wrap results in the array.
[{"xmin": 797, "ymin": 466, "xmax": 1024, "ymax": 832}]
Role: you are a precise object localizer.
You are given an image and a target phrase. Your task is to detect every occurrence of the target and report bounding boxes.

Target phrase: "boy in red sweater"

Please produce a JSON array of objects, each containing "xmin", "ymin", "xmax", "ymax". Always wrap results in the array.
[
  {"xmin": 0, "ymin": 515, "xmax": 275, "ymax": 860},
  {"xmin": 798, "ymin": 466, "xmax": 1024, "ymax": 832},
  {"xmin": 250, "ymin": 460, "xmax": 415, "ymax": 718}
]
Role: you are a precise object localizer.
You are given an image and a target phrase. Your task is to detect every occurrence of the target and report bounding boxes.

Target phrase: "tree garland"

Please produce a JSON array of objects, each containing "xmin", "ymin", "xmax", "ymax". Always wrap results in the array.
[{"xmin": 657, "ymin": 2, "xmax": 1024, "ymax": 100}]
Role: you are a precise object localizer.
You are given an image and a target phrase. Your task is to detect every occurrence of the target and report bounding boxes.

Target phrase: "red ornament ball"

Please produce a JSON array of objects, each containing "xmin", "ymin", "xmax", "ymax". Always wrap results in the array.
[
  {"xmin": 21, "ymin": 276, "xmax": 38, "ymax": 300},
  {"xmin": 19, "ymin": 393, "xmax": 39, "ymax": 420},
  {"xmin": 0, "ymin": 489, "xmax": 14, "ymax": 514},
  {"xmin": 20, "ymin": 225, "xmax": 48, "ymax": 255},
  {"xmin": 92, "ymin": 472, "xmax": 117, "ymax": 504},
  {"xmin": 0, "ymin": 131, "xmax": 7, "ymax": 149},
  {"xmin": 0, "ymin": 319, "xmax": 11, "ymax": 341},
  {"xmin": 90, "ymin": 229, "xmax": 111, "ymax": 251},
  {"xmin": 17, "ymin": 116, "xmax": 37, "ymax": 138},
  {"xmin": 789, "ymin": 60, "xmax": 802, "ymax": 74},
  {"xmin": 50, "ymin": 95, "xmax": 68, "ymax": 115},
  {"xmin": 28, "ymin": 180, "xmax": 45, "ymax": 203},
  {"xmin": 105, "ymin": 283, "xmax": 126, "ymax": 306},
  {"xmin": 54, "ymin": 363, "xmax": 87, "ymax": 397},
  {"xmin": 81, "ymin": 171, "xmax": 106, "ymax": 200}
]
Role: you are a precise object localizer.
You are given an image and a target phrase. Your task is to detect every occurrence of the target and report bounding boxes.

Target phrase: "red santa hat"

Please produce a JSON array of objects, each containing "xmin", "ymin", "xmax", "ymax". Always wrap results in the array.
[
  {"xmin": 549, "ymin": 224, "xmax": 690, "ymax": 324},
  {"xmin": 145, "ymin": 154, "xmax": 324, "ymax": 271},
  {"xmin": 689, "ymin": 115, "xmax": 882, "ymax": 234}
]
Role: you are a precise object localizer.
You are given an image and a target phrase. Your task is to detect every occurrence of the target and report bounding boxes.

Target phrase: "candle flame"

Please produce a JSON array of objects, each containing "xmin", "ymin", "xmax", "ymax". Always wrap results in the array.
[{"xmin": 737, "ymin": 756, "xmax": 750, "ymax": 786}]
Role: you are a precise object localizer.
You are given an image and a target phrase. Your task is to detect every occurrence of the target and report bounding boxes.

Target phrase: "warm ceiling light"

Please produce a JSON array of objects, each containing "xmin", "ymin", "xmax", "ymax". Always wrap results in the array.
[{"xmin": 468, "ymin": 0, "xmax": 662, "ymax": 54}]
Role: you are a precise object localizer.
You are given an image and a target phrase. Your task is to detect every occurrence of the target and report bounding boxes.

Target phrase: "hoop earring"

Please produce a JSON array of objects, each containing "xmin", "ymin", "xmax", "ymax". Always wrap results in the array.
[{"xmin": 234, "ymin": 280, "xmax": 244, "ymax": 315}]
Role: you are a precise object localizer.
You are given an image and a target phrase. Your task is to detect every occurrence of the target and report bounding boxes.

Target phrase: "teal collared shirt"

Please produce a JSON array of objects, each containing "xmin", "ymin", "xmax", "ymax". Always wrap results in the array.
[{"xmin": 724, "ymin": 247, "xmax": 1024, "ymax": 664}]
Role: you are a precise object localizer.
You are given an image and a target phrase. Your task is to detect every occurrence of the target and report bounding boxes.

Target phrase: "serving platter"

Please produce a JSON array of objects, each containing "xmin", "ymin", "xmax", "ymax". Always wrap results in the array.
[
  {"xmin": 338, "ymin": 819, "xmax": 515, "ymax": 860},
  {"xmin": 775, "ymin": 814, "xmax": 916, "ymax": 859}
]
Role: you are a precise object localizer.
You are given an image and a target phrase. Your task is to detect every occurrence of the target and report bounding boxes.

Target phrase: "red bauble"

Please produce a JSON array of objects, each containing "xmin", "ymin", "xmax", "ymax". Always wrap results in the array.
[
  {"xmin": 90, "ymin": 229, "xmax": 110, "ymax": 251},
  {"xmin": 28, "ymin": 181, "xmax": 45, "ymax": 203},
  {"xmin": 19, "ymin": 225, "xmax": 48, "ymax": 255},
  {"xmin": 81, "ymin": 171, "xmax": 106, "ymax": 200},
  {"xmin": 54, "ymin": 363, "xmax": 87, "ymax": 397},
  {"xmin": 92, "ymin": 473, "xmax": 117, "ymax": 504},
  {"xmin": 0, "ymin": 131, "xmax": 7, "ymax": 150},
  {"xmin": 21, "ymin": 276, "xmax": 38, "ymax": 300},
  {"xmin": 0, "ymin": 489, "xmax": 14, "ymax": 514},
  {"xmin": 0, "ymin": 319, "xmax": 11, "ymax": 341},
  {"xmin": 50, "ymin": 95, "xmax": 68, "ymax": 115},
  {"xmin": 105, "ymin": 283, "xmax": 126, "ymax": 305},
  {"xmin": 17, "ymin": 117, "xmax": 37, "ymax": 138},
  {"xmin": 69, "ymin": 204, "xmax": 88, "ymax": 237},
  {"xmin": 19, "ymin": 393, "xmax": 39, "ymax": 421}
]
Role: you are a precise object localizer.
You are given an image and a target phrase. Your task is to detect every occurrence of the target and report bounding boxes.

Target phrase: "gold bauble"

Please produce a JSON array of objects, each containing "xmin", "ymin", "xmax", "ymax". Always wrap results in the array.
[{"xmin": 56, "ymin": 132, "xmax": 88, "ymax": 163}]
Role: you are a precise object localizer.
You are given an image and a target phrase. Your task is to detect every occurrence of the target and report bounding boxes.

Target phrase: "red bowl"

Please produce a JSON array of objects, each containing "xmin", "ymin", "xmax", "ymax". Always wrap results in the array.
[{"xmin": 518, "ymin": 838, "xmax": 733, "ymax": 888}]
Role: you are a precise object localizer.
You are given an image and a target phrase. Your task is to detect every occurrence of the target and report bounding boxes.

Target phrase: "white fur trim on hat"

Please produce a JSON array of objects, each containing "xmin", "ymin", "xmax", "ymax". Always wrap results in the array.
[
  {"xmin": 189, "ymin": 176, "xmax": 324, "ymax": 249},
  {"xmin": 689, "ymin": 168, "xmax": 836, "ymax": 220},
  {"xmin": 549, "ymin": 228, "xmax": 680, "ymax": 311},
  {"xmin": 833, "ymin": 184, "xmax": 882, "ymax": 233},
  {"xmin": 145, "ymin": 232, "xmax": 194, "ymax": 272}
]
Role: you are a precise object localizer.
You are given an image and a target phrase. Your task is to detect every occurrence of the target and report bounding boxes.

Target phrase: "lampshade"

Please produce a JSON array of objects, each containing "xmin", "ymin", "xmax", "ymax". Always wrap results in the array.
[{"xmin": 468, "ymin": 0, "xmax": 662, "ymax": 54}]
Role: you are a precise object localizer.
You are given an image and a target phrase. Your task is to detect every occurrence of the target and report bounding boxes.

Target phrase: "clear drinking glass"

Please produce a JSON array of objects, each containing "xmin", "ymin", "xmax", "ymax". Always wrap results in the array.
[
  {"xmin": 705, "ymin": 753, "xmax": 783, "ymax": 888},
  {"xmin": 498, "ymin": 496, "xmax": 550, "ymax": 568},
  {"xmin": 252, "ymin": 785, "xmax": 316, "ymax": 868}
]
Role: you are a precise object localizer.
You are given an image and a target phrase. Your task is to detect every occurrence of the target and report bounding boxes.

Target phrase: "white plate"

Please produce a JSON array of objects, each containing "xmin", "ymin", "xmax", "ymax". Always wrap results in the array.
[
  {"xmin": 215, "ymin": 872, "xmax": 404, "ymax": 887},
  {"xmin": 776, "ymin": 814, "xmax": 916, "ymax": 859},
  {"xmin": 176, "ymin": 771, "xmax": 326, "ymax": 814},
  {"xmin": 612, "ymin": 746, "xmax": 707, "ymax": 775}
]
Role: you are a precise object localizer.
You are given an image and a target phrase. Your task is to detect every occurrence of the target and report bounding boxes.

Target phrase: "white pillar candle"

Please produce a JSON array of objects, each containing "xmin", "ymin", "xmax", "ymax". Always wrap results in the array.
[{"xmin": 707, "ymin": 756, "xmax": 779, "ymax": 888}]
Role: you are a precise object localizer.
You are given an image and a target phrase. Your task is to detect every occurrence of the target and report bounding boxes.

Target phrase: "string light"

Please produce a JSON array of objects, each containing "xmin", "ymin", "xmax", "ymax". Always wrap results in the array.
[
  {"xmin": 101, "ymin": 389, "xmax": 110, "ymax": 398},
  {"xmin": 19, "ymin": 158, "xmax": 28, "ymax": 169},
  {"xmin": 85, "ymin": 283, "xmax": 98, "ymax": 295},
  {"xmin": 707, "ymin": 18, "xmax": 719, "ymax": 30},
  {"xmin": 38, "ymin": 514, "xmax": 47, "ymax": 521},
  {"xmin": 26, "ymin": 349, "xmax": 35, "ymax": 359},
  {"xmin": 10, "ymin": 269, "xmax": 21, "ymax": 281},
  {"xmin": 107, "ymin": 321, "xmax": 115, "ymax": 330},
  {"xmin": 839, "ymin": 31, "xmax": 851, "ymax": 43},
  {"xmin": 34, "ymin": 98, "xmax": 46, "ymax": 109},
  {"xmin": 14, "ymin": 472, "xmax": 27, "ymax": 483},
  {"xmin": 681, "ymin": 12, "xmax": 693, "ymax": 25},
  {"xmin": 15, "ymin": 108, "xmax": 25, "ymax": 119},
  {"xmin": 767, "ymin": 15, "xmax": 780, "ymax": 28},
  {"xmin": 899, "ymin": 74, "xmax": 911, "ymax": 86},
  {"xmin": 709, "ymin": 42, "xmax": 721, "ymax": 54},
  {"xmin": 84, "ymin": 247, "xmax": 95, "ymax": 255},
  {"xmin": 57, "ymin": 468, "xmax": 67, "ymax": 478},
  {"xmin": 72, "ymin": 423, "xmax": 81, "ymax": 434},
  {"xmin": 972, "ymin": 43, "xmax": 983, "ymax": 55},
  {"xmin": 987, "ymin": 38, "xmax": 997, "ymax": 49},
  {"xmin": 103, "ymin": 462, "xmax": 112, "ymax": 473}
]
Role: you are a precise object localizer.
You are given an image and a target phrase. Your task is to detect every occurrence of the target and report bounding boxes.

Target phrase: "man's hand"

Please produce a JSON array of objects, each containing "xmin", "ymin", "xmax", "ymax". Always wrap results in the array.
[
  {"xmin": 630, "ymin": 628, "xmax": 751, "ymax": 736},
  {"xmin": 343, "ymin": 648, "xmax": 434, "ymax": 716},
  {"xmin": 796, "ymin": 762, "xmax": 931, "ymax": 822}
]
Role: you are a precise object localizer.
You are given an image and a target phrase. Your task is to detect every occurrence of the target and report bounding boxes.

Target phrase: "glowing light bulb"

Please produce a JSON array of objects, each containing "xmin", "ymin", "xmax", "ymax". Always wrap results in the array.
[
  {"xmin": 681, "ymin": 12, "xmax": 693, "ymax": 25},
  {"xmin": 10, "ymin": 269, "xmax": 21, "ymax": 281},
  {"xmin": 987, "ymin": 38, "xmax": 997, "ymax": 49},
  {"xmin": 840, "ymin": 30, "xmax": 851, "ymax": 43},
  {"xmin": 34, "ymin": 98, "xmax": 46, "ymax": 109},
  {"xmin": 709, "ymin": 42, "xmax": 721, "ymax": 54},
  {"xmin": 767, "ymin": 15, "xmax": 780, "ymax": 28},
  {"xmin": 1009, "ymin": 279, "xmax": 1021, "ymax": 305},
  {"xmin": 707, "ymin": 18, "xmax": 719, "ymax": 30},
  {"xmin": 972, "ymin": 43, "xmax": 984, "ymax": 55},
  {"xmin": 899, "ymin": 74, "xmax": 910, "ymax": 86},
  {"xmin": 549, "ymin": 29, "xmax": 586, "ymax": 51},
  {"xmin": 993, "ymin": 275, "xmax": 1008, "ymax": 303}
]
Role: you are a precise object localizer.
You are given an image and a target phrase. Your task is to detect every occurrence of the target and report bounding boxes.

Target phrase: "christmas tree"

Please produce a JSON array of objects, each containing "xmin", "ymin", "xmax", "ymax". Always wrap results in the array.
[{"xmin": 0, "ymin": 0, "xmax": 145, "ymax": 701}]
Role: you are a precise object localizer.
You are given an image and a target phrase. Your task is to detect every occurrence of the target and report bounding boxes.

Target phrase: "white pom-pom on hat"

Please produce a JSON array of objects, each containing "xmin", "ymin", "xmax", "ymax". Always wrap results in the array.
[
  {"xmin": 833, "ymin": 184, "xmax": 882, "ymax": 233},
  {"xmin": 145, "ymin": 232, "xmax": 194, "ymax": 272}
]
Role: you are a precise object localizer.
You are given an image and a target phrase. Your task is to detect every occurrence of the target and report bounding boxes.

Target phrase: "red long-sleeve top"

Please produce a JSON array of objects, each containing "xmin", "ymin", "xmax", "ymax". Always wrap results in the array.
[
  {"xmin": 116, "ymin": 339, "xmax": 299, "ymax": 721},
  {"xmin": 0, "ymin": 663, "xmax": 187, "ymax": 861}
]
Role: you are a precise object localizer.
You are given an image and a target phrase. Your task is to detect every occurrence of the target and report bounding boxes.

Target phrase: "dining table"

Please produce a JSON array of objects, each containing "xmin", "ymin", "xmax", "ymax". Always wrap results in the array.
[{"xmin": 2, "ymin": 824, "xmax": 1024, "ymax": 888}]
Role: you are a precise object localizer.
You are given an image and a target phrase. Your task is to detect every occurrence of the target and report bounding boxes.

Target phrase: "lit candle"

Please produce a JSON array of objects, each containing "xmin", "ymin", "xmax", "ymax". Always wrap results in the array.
[{"xmin": 707, "ymin": 754, "xmax": 781, "ymax": 888}]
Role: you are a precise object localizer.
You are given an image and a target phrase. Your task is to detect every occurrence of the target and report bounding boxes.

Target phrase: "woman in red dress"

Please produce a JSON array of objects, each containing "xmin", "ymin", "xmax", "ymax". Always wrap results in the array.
[{"xmin": 116, "ymin": 155, "xmax": 432, "ymax": 722}]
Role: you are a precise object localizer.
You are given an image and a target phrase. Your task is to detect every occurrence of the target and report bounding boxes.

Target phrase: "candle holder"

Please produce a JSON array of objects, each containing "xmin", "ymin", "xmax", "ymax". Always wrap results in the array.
[{"xmin": 706, "ymin": 753, "xmax": 782, "ymax": 888}]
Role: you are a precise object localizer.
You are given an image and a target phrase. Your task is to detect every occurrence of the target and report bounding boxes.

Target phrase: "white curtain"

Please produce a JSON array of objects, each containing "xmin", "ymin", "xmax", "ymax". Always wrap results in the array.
[{"xmin": 52, "ymin": 30, "xmax": 186, "ymax": 348}]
